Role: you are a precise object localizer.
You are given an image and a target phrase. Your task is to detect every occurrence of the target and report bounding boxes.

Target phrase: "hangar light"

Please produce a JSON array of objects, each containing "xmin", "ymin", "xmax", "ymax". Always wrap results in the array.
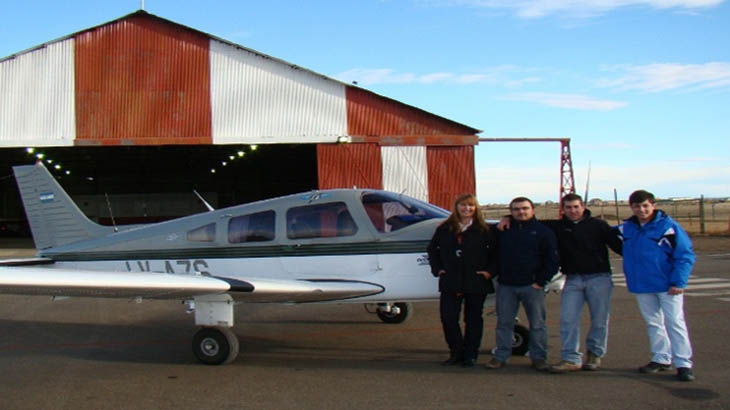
[
  {"xmin": 250, "ymin": 145, "xmax": 258, "ymax": 151},
  {"xmin": 36, "ymin": 153, "xmax": 45, "ymax": 159},
  {"xmin": 26, "ymin": 148, "xmax": 35, "ymax": 154},
  {"xmin": 237, "ymin": 151, "xmax": 244, "ymax": 157}
]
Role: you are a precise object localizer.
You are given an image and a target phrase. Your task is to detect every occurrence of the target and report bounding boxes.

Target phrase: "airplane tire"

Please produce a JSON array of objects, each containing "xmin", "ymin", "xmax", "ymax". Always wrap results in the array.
[
  {"xmin": 376, "ymin": 302, "xmax": 412, "ymax": 324},
  {"xmin": 511, "ymin": 324, "xmax": 529, "ymax": 356},
  {"xmin": 192, "ymin": 327, "xmax": 240, "ymax": 365}
]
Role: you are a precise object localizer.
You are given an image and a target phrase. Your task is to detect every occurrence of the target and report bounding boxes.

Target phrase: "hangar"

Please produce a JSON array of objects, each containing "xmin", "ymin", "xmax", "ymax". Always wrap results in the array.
[{"xmin": 0, "ymin": 10, "xmax": 480, "ymax": 234}]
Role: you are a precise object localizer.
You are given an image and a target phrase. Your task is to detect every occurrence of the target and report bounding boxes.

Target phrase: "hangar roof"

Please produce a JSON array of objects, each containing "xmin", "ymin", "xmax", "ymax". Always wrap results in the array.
[{"xmin": 0, "ymin": 10, "xmax": 480, "ymax": 148}]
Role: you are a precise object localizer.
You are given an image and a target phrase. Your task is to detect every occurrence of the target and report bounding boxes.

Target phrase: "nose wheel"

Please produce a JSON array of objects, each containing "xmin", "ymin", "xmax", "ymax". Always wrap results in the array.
[{"xmin": 192, "ymin": 326, "xmax": 239, "ymax": 365}]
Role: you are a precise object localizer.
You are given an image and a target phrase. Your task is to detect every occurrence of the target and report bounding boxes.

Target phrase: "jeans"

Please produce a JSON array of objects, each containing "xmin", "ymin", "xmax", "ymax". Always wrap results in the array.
[
  {"xmin": 494, "ymin": 284, "xmax": 547, "ymax": 362},
  {"xmin": 635, "ymin": 292, "xmax": 693, "ymax": 368},
  {"xmin": 440, "ymin": 292, "xmax": 488, "ymax": 360},
  {"xmin": 560, "ymin": 273, "xmax": 613, "ymax": 363}
]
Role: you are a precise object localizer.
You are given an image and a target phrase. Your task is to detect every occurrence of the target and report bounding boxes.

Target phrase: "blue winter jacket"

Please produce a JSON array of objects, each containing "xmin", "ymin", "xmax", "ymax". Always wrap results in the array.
[{"xmin": 618, "ymin": 210, "xmax": 695, "ymax": 293}]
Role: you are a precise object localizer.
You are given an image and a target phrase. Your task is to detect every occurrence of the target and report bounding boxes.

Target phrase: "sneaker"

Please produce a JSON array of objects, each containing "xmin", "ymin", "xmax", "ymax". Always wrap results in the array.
[
  {"xmin": 582, "ymin": 351, "xmax": 601, "ymax": 371},
  {"xmin": 484, "ymin": 358, "xmax": 506, "ymax": 369},
  {"xmin": 532, "ymin": 359, "xmax": 550, "ymax": 372},
  {"xmin": 549, "ymin": 360, "xmax": 582, "ymax": 374},
  {"xmin": 639, "ymin": 361, "xmax": 672, "ymax": 374},
  {"xmin": 677, "ymin": 367, "xmax": 695, "ymax": 382}
]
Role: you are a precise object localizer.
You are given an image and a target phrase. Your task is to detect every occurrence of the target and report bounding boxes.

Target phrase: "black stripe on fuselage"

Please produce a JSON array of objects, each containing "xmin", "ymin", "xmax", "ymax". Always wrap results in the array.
[{"xmin": 42, "ymin": 240, "xmax": 430, "ymax": 262}]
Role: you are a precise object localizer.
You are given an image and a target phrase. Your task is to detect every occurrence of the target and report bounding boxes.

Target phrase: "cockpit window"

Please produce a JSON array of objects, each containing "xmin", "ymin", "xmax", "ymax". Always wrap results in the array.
[
  {"xmin": 361, "ymin": 191, "xmax": 448, "ymax": 233},
  {"xmin": 228, "ymin": 210, "xmax": 275, "ymax": 243},
  {"xmin": 287, "ymin": 202, "xmax": 357, "ymax": 239},
  {"xmin": 187, "ymin": 223, "xmax": 216, "ymax": 242}
]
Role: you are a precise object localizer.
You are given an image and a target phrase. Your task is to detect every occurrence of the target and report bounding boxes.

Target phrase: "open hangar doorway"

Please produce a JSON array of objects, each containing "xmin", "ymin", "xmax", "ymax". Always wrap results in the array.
[{"xmin": 0, "ymin": 144, "xmax": 317, "ymax": 236}]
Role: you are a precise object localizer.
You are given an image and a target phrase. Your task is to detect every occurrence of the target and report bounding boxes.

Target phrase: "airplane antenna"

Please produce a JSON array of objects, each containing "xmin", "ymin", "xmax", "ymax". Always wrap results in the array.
[
  {"xmin": 584, "ymin": 161, "xmax": 591, "ymax": 203},
  {"xmin": 194, "ymin": 190, "xmax": 215, "ymax": 212},
  {"xmin": 104, "ymin": 192, "xmax": 119, "ymax": 232}
]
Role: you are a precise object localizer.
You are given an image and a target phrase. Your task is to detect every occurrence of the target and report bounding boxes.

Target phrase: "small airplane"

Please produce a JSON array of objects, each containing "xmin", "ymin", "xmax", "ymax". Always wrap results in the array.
[{"xmin": 0, "ymin": 162, "xmax": 551, "ymax": 365}]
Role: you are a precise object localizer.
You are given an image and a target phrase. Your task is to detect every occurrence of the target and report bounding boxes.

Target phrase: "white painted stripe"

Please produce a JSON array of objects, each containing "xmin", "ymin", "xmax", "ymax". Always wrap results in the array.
[
  {"xmin": 685, "ymin": 283, "xmax": 730, "ymax": 290},
  {"xmin": 686, "ymin": 291, "xmax": 730, "ymax": 297},
  {"xmin": 717, "ymin": 298, "xmax": 730, "ymax": 302},
  {"xmin": 0, "ymin": 39, "xmax": 76, "ymax": 147},
  {"xmin": 684, "ymin": 278, "xmax": 728, "ymax": 284},
  {"xmin": 381, "ymin": 146, "xmax": 428, "ymax": 202},
  {"xmin": 209, "ymin": 39, "xmax": 348, "ymax": 144}
]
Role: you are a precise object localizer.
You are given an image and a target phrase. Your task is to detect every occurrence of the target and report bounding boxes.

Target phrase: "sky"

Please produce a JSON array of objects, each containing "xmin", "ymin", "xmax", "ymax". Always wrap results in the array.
[{"xmin": 1, "ymin": 0, "xmax": 728, "ymax": 204}]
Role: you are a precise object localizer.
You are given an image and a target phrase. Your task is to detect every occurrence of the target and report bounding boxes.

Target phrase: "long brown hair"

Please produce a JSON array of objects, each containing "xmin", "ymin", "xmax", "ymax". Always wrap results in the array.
[{"xmin": 442, "ymin": 193, "xmax": 489, "ymax": 233}]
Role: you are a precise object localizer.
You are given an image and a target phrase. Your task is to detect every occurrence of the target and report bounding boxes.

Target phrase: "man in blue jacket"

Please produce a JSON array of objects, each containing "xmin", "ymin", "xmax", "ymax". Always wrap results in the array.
[
  {"xmin": 619, "ymin": 190, "xmax": 696, "ymax": 382},
  {"xmin": 485, "ymin": 197, "xmax": 559, "ymax": 371}
]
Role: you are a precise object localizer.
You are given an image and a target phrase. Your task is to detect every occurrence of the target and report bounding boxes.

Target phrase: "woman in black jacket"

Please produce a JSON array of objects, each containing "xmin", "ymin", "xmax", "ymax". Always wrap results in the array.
[{"xmin": 427, "ymin": 194, "xmax": 497, "ymax": 367}]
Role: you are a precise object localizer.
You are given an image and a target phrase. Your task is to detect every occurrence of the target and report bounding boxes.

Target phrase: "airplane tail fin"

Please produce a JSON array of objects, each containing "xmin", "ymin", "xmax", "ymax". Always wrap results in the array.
[{"xmin": 13, "ymin": 162, "xmax": 112, "ymax": 250}]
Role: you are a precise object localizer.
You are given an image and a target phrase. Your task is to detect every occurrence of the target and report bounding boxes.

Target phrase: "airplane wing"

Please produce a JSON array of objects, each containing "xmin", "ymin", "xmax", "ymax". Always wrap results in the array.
[{"xmin": 0, "ymin": 266, "xmax": 384, "ymax": 302}]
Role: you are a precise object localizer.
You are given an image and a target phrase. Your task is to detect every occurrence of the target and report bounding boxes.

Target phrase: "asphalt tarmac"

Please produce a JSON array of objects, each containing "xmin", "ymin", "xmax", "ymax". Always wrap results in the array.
[{"xmin": 1, "ymin": 242, "xmax": 729, "ymax": 410}]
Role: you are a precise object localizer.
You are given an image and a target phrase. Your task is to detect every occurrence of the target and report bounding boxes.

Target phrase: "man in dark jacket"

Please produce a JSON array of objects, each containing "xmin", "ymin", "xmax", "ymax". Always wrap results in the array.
[
  {"xmin": 485, "ymin": 197, "xmax": 559, "ymax": 371},
  {"xmin": 543, "ymin": 194, "xmax": 623, "ymax": 373}
]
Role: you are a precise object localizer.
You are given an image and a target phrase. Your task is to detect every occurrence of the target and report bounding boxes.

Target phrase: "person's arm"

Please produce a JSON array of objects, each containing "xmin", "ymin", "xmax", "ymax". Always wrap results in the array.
[
  {"xmin": 536, "ymin": 228, "xmax": 560, "ymax": 288},
  {"xmin": 600, "ymin": 220, "xmax": 623, "ymax": 256},
  {"xmin": 668, "ymin": 222, "xmax": 696, "ymax": 294},
  {"xmin": 427, "ymin": 227, "xmax": 446, "ymax": 277}
]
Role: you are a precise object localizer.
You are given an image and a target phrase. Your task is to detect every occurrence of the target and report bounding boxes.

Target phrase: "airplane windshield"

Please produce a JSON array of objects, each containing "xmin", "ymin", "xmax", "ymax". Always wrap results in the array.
[{"xmin": 361, "ymin": 192, "xmax": 448, "ymax": 233}]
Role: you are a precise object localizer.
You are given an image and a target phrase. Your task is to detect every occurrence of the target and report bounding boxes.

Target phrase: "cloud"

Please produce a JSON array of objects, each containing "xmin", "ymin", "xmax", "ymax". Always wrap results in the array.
[
  {"xmin": 500, "ymin": 92, "xmax": 628, "ymax": 110},
  {"xmin": 421, "ymin": 0, "xmax": 725, "ymax": 18},
  {"xmin": 334, "ymin": 66, "xmax": 537, "ymax": 86},
  {"xmin": 598, "ymin": 63, "xmax": 730, "ymax": 92}
]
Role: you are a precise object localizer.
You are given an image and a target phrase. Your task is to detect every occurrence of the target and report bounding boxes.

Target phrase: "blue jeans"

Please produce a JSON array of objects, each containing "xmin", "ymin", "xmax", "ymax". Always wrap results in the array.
[
  {"xmin": 560, "ymin": 273, "xmax": 613, "ymax": 363},
  {"xmin": 494, "ymin": 284, "xmax": 547, "ymax": 362},
  {"xmin": 635, "ymin": 292, "xmax": 693, "ymax": 368}
]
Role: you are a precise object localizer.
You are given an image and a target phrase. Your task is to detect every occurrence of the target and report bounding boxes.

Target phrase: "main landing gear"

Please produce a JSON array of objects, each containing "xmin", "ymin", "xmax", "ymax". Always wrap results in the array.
[
  {"xmin": 188, "ymin": 294, "xmax": 239, "ymax": 365},
  {"xmin": 367, "ymin": 302, "xmax": 413, "ymax": 324}
]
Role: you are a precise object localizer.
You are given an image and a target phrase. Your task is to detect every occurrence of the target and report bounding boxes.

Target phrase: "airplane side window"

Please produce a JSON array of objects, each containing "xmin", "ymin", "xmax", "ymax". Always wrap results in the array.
[
  {"xmin": 187, "ymin": 223, "xmax": 216, "ymax": 242},
  {"xmin": 287, "ymin": 202, "xmax": 357, "ymax": 239},
  {"xmin": 228, "ymin": 210, "xmax": 275, "ymax": 243}
]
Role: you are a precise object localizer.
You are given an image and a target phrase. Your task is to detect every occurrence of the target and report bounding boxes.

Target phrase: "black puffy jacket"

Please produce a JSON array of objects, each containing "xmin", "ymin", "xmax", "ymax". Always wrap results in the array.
[
  {"xmin": 542, "ymin": 209, "xmax": 623, "ymax": 275},
  {"xmin": 496, "ymin": 217, "xmax": 559, "ymax": 287},
  {"xmin": 427, "ymin": 222, "xmax": 497, "ymax": 294}
]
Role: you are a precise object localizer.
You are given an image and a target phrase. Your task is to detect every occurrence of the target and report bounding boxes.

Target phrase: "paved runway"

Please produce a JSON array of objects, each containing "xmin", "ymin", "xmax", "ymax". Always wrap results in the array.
[{"xmin": 1, "ymin": 243, "xmax": 729, "ymax": 410}]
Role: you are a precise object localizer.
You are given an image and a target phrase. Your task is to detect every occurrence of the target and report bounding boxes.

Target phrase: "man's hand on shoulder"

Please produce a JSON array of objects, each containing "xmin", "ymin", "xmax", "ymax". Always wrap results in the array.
[{"xmin": 497, "ymin": 216, "xmax": 511, "ymax": 231}]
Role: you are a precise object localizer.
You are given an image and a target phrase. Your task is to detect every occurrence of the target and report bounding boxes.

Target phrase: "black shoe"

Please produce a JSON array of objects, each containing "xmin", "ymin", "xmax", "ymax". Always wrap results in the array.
[
  {"xmin": 639, "ymin": 361, "xmax": 672, "ymax": 374},
  {"xmin": 461, "ymin": 358, "xmax": 476, "ymax": 368},
  {"xmin": 677, "ymin": 367, "xmax": 695, "ymax": 382},
  {"xmin": 441, "ymin": 356, "xmax": 463, "ymax": 366}
]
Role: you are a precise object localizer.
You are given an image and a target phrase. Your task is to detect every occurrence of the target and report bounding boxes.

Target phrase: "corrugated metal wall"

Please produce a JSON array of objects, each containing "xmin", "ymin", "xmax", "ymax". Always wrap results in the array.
[
  {"xmin": 317, "ymin": 143, "xmax": 382, "ymax": 190},
  {"xmin": 426, "ymin": 146, "xmax": 475, "ymax": 210},
  {"xmin": 0, "ymin": 39, "xmax": 76, "ymax": 147},
  {"xmin": 210, "ymin": 40, "xmax": 348, "ymax": 144},
  {"xmin": 381, "ymin": 146, "xmax": 428, "ymax": 202},
  {"xmin": 74, "ymin": 13, "xmax": 212, "ymax": 145}
]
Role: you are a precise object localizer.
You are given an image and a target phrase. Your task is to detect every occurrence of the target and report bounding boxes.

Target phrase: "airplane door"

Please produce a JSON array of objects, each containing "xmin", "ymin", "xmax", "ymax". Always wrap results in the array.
[{"xmin": 279, "ymin": 201, "xmax": 379, "ymax": 278}]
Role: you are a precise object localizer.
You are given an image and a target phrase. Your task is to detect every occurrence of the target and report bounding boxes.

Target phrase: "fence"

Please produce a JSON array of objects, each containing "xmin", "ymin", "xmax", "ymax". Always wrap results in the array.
[{"xmin": 482, "ymin": 197, "xmax": 730, "ymax": 234}]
